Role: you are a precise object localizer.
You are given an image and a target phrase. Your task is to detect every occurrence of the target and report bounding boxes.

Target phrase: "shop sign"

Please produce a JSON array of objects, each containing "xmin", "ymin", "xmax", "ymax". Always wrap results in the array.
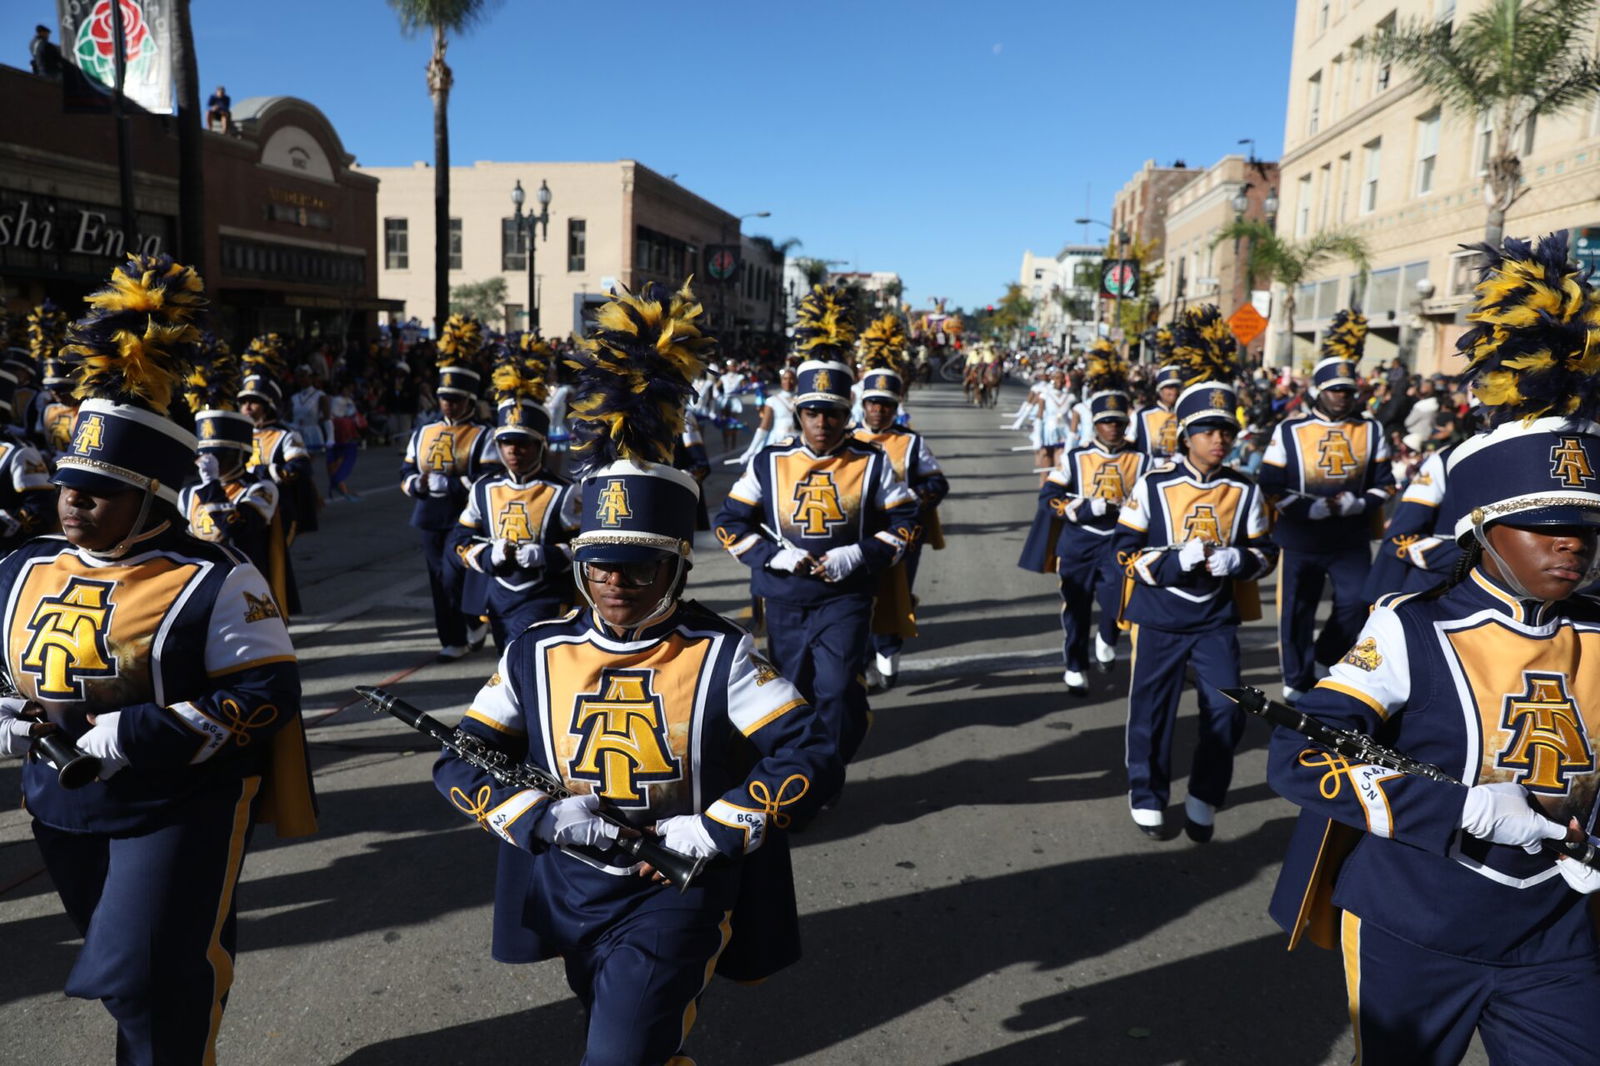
[{"xmin": 0, "ymin": 188, "xmax": 174, "ymax": 277}]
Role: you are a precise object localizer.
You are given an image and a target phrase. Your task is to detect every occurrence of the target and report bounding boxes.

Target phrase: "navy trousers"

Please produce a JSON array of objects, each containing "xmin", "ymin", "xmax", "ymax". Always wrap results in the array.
[
  {"xmin": 33, "ymin": 778, "xmax": 260, "ymax": 1066},
  {"xmin": 870, "ymin": 544, "xmax": 924, "ymax": 660},
  {"xmin": 1276, "ymin": 544, "xmax": 1372, "ymax": 691},
  {"xmin": 564, "ymin": 904, "xmax": 730, "ymax": 1066},
  {"xmin": 1125, "ymin": 624, "xmax": 1244, "ymax": 814},
  {"xmin": 1056, "ymin": 537, "xmax": 1122, "ymax": 672},
  {"xmin": 418, "ymin": 526, "xmax": 470, "ymax": 647},
  {"xmin": 490, "ymin": 594, "xmax": 565, "ymax": 651},
  {"xmin": 1341, "ymin": 912, "xmax": 1600, "ymax": 1065},
  {"xmin": 765, "ymin": 594, "xmax": 872, "ymax": 764}
]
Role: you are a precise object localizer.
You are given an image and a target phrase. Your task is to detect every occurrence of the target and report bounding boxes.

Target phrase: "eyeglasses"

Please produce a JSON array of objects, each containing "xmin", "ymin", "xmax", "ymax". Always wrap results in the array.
[{"xmin": 581, "ymin": 559, "xmax": 666, "ymax": 588}]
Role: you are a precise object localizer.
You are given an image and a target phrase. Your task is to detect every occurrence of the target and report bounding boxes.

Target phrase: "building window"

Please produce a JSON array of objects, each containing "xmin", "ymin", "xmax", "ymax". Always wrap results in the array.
[
  {"xmin": 1296, "ymin": 173, "xmax": 1313, "ymax": 237},
  {"xmin": 1307, "ymin": 71, "xmax": 1323, "ymax": 135},
  {"xmin": 501, "ymin": 217, "xmax": 527, "ymax": 272},
  {"xmin": 1336, "ymin": 152, "xmax": 1353, "ymax": 222},
  {"xmin": 1318, "ymin": 0, "xmax": 1330, "ymax": 32},
  {"xmin": 1374, "ymin": 14, "xmax": 1395, "ymax": 91},
  {"xmin": 448, "ymin": 218, "xmax": 462, "ymax": 271},
  {"xmin": 1474, "ymin": 111, "xmax": 1493, "ymax": 175},
  {"xmin": 1448, "ymin": 250, "xmax": 1479, "ymax": 297},
  {"xmin": 568, "ymin": 218, "xmax": 587, "ymax": 272},
  {"xmin": 384, "ymin": 218, "xmax": 408, "ymax": 270},
  {"xmin": 1362, "ymin": 138, "xmax": 1382, "ymax": 215},
  {"xmin": 1318, "ymin": 162, "xmax": 1333, "ymax": 229},
  {"xmin": 1415, "ymin": 108, "xmax": 1440, "ymax": 195},
  {"xmin": 1522, "ymin": 114, "xmax": 1537, "ymax": 156}
]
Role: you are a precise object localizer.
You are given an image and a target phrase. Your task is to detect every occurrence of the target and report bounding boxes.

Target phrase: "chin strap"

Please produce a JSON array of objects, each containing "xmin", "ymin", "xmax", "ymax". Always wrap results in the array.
[
  {"xmin": 572, "ymin": 554, "xmax": 688, "ymax": 637},
  {"xmin": 86, "ymin": 489, "xmax": 158, "ymax": 561}
]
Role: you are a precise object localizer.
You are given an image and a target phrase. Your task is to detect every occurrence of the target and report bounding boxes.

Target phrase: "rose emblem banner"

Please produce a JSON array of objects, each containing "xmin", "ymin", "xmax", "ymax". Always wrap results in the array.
[{"xmin": 57, "ymin": 0, "xmax": 174, "ymax": 115}]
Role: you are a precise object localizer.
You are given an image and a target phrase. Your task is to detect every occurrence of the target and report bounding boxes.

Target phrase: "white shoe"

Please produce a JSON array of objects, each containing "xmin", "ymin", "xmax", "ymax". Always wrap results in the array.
[
  {"xmin": 865, "ymin": 662, "xmax": 884, "ymax": 691},
  {"xmin": 436, "ymin": 645, "xmax": 468, "ymax": 662},
  {"xmin": 1063, "ymin": 668, "xmax": 1088, "ymax": 693},
  {"xmin": 875, "ymin": 651, "xmax": 899, "ymax": 683},
  {"xmin": 1092, "ymin": 634, "xmax": 1116, "ymax": 670},
  {"xmin": 1283, "ymin": 685, "xmax": 1305, "ymax": 704}
]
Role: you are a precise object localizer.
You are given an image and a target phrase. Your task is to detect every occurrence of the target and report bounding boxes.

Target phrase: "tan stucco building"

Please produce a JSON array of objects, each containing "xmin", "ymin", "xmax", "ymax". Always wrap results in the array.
[
  {"xmin": 355, "ymin": 159, "xmax": 758, "ymax": 341},
  {"xmin": 1271, "ymin": 0, "xmax": 1600, "ymax": 372}
]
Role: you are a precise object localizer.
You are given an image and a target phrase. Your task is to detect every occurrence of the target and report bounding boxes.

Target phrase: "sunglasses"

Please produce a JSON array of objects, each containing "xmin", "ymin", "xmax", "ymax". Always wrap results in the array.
[{"xmin": 581, "ymin": 559, "xmax": 666, "ymax": 589}]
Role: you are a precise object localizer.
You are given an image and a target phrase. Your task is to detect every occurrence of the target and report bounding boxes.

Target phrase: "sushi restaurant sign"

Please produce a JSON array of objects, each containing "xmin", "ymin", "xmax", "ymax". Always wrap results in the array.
[{"xmin": 0, "ymin": 189, "xmax": 173, "ymax": 272}]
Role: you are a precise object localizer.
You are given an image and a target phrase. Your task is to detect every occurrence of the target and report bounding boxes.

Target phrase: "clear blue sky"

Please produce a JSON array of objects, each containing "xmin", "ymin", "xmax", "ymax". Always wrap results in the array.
[{"xmin": 7, "ymin": 0, "xmax": 1296, "ymax": 312}]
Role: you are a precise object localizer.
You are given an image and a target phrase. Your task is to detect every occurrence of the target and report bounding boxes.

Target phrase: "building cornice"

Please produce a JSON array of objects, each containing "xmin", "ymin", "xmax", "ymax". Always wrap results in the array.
[{"xmin": 1280, "ymin": 80, "xmax": 1423, "ymax": 170}]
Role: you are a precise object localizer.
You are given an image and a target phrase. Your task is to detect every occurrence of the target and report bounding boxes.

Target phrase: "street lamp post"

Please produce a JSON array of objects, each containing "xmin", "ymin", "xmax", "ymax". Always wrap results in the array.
[
  {"xmin": 511, "ymin": 178, "xmax": 552, "ymax": 333},
  {"xmin": 1074, "ymin": 216, "xmax": 1132, "ymax": 354},
  {"xmin": 1227, "ymin": 183, "xmax": 1279, "ymax": 366}
]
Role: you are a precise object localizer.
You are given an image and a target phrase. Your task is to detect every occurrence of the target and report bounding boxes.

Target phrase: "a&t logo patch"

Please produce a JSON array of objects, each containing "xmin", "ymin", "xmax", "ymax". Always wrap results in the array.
[
  {"xmin": 595, "ymin": 479, "xmax": 631, "ymax": 527},
  {"xmin": 569, "ymin": 668, "xmax": 682, "ymax": 805},
  {"xmin": 71, "ymin": 414, "xmax": 105, "ymax": 455},
  {"xmin": 791, "ymin": 471, "xmax": 847, "ymax": 537},
  {"xmin": 19, "ymin": 576, "xmax": 119, "ymax": 699},
  {"xmin": 1498, "ymin": 672, "xmax": 1594, "ymax": 794},
  {"xmin": 1549, "ymin": 437, "xmax": 1596, "ymax": 488}
]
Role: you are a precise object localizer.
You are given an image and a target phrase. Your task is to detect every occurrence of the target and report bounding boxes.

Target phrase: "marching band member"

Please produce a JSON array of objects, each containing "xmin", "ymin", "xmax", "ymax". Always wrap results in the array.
[
  {"xmin": 1268, "ymin": 233, "xmax": 1600, "ymax": 1064},
  {"xmin": 401, "ymin": 315, "xmax": 499, "ymax": 661},
  {"xmin": 239, "ymin": 333, "xmax": 318, "ymax": 545},
  {"xmin": 853, "ymin": 314, "xmax": 949, "ymax": 690},
  {"xmin": 714, "ymin": 286, "xmax": 921, "ymax": 766},
  {"xmin": 1363, "ymin": 441, "xmax": 1464, "ymax": 601},
  {"xmin": 1112, "ymin": 306, "xmax": 1276, "ymax": 841},
  {"xmin": 179, "ymin": 337, "xmax": 293, "ymax": 615},
  {"xmin": 432, "ymin": 280, "xmax": 841, "ymax": 1065},
  {"xmin": 0, "ymin": 255, "xmax": 315, "ymax": 1066},
  {"xmin": 0, "ymin": 366, "xmax": 55, "ymax": 553},
  {"xmin": 25, "ymin": 299, "xmax": 70, "ymax": 447},
  {"xmin": 1258, "ymin": 310, "xmax": 1395, "ymax": 702},
  {"xmin": 1129, "ymin": 328, "xmax": 1182, "ymax": 461},
  {"xmin": 1019, "ymin": 348, "xmax": 1148, "ymax": 694},
  {"xmin": 447, "ymin": 340, "xmax": 578, "ymax": 648}
]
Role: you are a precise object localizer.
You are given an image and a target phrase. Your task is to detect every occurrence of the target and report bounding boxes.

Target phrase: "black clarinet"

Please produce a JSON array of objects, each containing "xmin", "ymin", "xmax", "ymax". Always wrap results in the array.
[
  {"xmin": 0, "ymin": 668, "xmax": 100, "ymax": 789},
  {"xmin": 355, "ymin": 686, "xmax": 708, "ymax": 892},
  {"xmin": 1226, "ymin": 685, "xmax": 1600, "ymax": 871}
]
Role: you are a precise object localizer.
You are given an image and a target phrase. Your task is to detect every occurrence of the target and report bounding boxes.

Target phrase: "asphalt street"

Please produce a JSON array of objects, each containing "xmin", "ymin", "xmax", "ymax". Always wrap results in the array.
[{"xmin": 0, "ymin": 381, "xmax": 1489, "ymax": 1065}]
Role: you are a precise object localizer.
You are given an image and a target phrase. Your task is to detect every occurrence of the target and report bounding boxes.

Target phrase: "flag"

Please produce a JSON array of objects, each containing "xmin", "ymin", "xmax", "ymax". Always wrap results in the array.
[{"xmin": 58, "ymin": 0, "xmax": 174, "ymax": 115}]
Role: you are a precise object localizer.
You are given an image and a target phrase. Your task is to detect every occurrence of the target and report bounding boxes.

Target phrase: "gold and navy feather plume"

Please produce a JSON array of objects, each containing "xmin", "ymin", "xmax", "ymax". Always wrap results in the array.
[
  {"xmin": 859, "ymin": 314, "xmax": 909, "ymax": 376},
  {"xmin": 1169, "ymin": 305, "xmax": 1236, "ymax": 386},
  {"xmin": 492, "ymin": 346, "xmax": 549, "ymax": 406},
  {"xmin": 1147, "ymin": 326, "xmax": 1176, "ymax": 364},
  {"xmin": 62, "ymin": 254, "xmax": 206, "ymax": 415},
  {"xmin": 794, "ymin": 285, "xmax": 859, "ymax": 360},
  {"xmin": 242, "ymin": 333, "xmax": 287, "ymax": 379},
  {"xmin": 1458, "ymin": 232, "xmax": 1600, "ymax": 425},
  {"xmin": 1083, "ymin": 338, "xmax": 1128, "ymax": 391},
  {"xmin": 27, "ymin": 300, "xmax": 69, "ymax": 364},
  {"xmin": 563, "ymin": 280, "xmax": 715, "ymax": 471},
  {"xmin": 183, "ymin": 333, "xmax": 241, "ymax": 412},
  {"xmin": 437, "ymin": 314, "xmax": 484, "ymax": 368},
  {"xmin": 1320, "ymin": 308, "xmax": 1368, "ymax": 362}
]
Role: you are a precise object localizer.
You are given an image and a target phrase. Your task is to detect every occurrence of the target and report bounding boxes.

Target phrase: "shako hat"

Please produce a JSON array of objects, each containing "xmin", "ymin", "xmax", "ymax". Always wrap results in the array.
[
  {"xmin": 1170, "ymin": 305, "xmax": 1240, "ymax": 433},
  {"xmin": 27, "ymin": 300, "xmax": 72, "ymax": 387},
  {"xmin": 1089, "ymin": 389, "xmax": 1131, "ymax": 423},
  {"xmin": 795, "ymin": 360, "xmax": 854, "ymax": 410},
  {"xmin": 1441, "ymin": 232, "xmax": 1600, "ymax": 547},
  {"xmin": 436, "ymin": 314, "xmax": 484, "ymax": 398},
  {"xmin": 185, "ymin": 334, "xmax": 253, "ymax": 454},
  {"xmin": 55, "ymin": 254, "xmax": 204, "ymax": 505},
  {"xmin": 1311, "ymin": 308, "xmax": 1367, "ymax": 395},
  {"xmin": 564, "ymin": 280, "xmax": 714, "ymax": 567},
  {"xmin": 239, "ymin": 333, "xmax": 286, "ymax": 408},
  {"xmin": 858, "ymin": 314, "xmax": 908, "ymax": 402},
  {"xmin": 492, "ymin": 334, "xmax": 552, "ymax": 440}
]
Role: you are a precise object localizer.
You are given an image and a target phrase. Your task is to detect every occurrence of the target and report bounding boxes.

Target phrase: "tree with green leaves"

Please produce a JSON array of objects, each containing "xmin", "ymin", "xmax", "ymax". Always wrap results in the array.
[
  {"xmin": 1357, "ymin": 0, "xmax": 1600, "ymax": 248},
  {"xmin": 451, "ymin": 277, "xmax": 507, "ymax": 327},
  {"xmin": 792, "ymin": 257, "xmax": 835, "ymax": 288},
  {"xmin": 1211, "ymin": 222, "xmax": 1371, "ymax": 359},
  {"xmin": 986, "ymin": 282, "xmax": 1036, "ymax": 344},
  {"xmin": 388, "ymin": 0, "xmax": 501, "ymax": 339}
]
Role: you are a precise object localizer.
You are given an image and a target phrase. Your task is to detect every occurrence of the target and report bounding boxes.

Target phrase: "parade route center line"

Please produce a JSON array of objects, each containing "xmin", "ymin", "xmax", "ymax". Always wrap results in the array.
[{"xmin": 303, "ymin": 652, "xmax": 438, "ymax": 728}]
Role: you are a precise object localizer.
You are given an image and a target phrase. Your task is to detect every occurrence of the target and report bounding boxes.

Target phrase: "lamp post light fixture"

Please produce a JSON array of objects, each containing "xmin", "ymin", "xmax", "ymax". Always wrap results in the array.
[{"xmin": 511, "ymin": 178, "xmax": 552, "ymax": 333}]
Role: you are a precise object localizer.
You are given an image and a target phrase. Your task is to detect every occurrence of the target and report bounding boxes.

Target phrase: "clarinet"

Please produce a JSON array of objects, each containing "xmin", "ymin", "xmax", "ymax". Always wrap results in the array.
[
  {"xmin": 355, "ymin": 686, "xmax": 708, "ymax": 892},
  {"xmin": 1226, "ymin": 685, "xmax": 1600, "ymax": 871},
  {"xmin": 0, "ymin": 667, "xmax": 100, "ymax": 790}
]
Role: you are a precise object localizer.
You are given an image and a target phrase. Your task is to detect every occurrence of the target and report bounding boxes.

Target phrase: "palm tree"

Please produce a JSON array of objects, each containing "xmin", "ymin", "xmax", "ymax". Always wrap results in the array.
[
  {"xmin": 1211, "ymin": 222, "xmax": 1371, "ymax": 358},
  {"xmin": 792, "ymin": 257, "xmax": 834, "ymax": 289},
  {"xmin": 388, "ymin": 0, "xmax": 500, "ymax": 339},
  {"xmin": 1357, "ymin": 0, "xmax": 1600, "ymax": 247}
]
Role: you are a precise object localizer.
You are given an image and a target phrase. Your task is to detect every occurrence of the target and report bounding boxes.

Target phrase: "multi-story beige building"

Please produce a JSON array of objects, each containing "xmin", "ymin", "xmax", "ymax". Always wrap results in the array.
[
  {"xmin": 1273, "ymin": 0, "xmax": 1600, "ymax": 372},
  {"xmin": 1111, "ymin": 159, "xmax": 1202, "ymax": 254},
  {"xmin": 1162, "ymin": 154, "xmax": 1279, "ymax": 363},
  {"xmin": 355, "ymin": 159, "xmax": 744, "ymax": 340}
]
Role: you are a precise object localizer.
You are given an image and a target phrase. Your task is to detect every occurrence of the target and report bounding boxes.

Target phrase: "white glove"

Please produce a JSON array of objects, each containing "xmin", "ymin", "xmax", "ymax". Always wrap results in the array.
[
  {"xmin": 425, "ymin": 472, "xmax": 452, "ymax": 496},
  {"xmin": 1459, "ymin": 782, "xmax": 1568, "ymax": 851},
  {"xmin": 0, "ymin": 698, "xmax": 36, "ymax": 758},
  {"xmin": 1307, "ymin": 497, "xmax": 1333, "ymax": 520},
  {"xmin": 739, "ymin": 428, "xmax": 771, "ymax": 461},
  {"xmin": 1405, "ymin": 537, "xmax": 1440, "ymax": 568},
  {"xmin": 1335, "ymin": 491, "xmax": 1366, "ymax": 515},
  {"xmin": 0, "ymin": 509, "xmax": 19, "ymax": 540},
  {"xmin": 1177, "ymin": 539, "xmax": 1209, "ymax": 571},
  {"xmin": 490, "ymin": 539, "xmax": 513, "ymax": 567},
  {"xmin": 534, "ymin": 793, "xmax": 621, "ymax": 849},
  {"xmin": 514, "ymin": 543, "xmax": 545, "ymax": 569},
  {"xmin": 196, "ymin": 452, "xmax": 222, "ymax": 484},
  {"xmin": 654, "ymin": 814, "xmax": 722, "ymax": 860},
  {"xmin": 1555, "ymin": 851, "xmax": 1600, "ymax": 894},
  {"xmin": 1207, "ymin": 547, "xmax": 1242, "ymax": 576},
  {"xmin": 1087, "ymin": 497, "xmax": 1109, "ymax": 517},
  {"xmin": 75, "ymin": 711, "xmax": 128, "ymax": 779},
  {"xmin": 768, "ymin": 547, "xmax": 812, "ymax": 573},
  {"xmin": 818, "ymin": 543, "xmax": 866, "ymax": 582}
]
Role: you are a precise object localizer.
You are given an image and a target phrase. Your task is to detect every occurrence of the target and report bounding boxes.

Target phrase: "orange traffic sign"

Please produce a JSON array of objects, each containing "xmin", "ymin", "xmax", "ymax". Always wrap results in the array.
[{"xmin": 1228, "ymin": 303, "xmax": 1268, "ymax": 346}]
